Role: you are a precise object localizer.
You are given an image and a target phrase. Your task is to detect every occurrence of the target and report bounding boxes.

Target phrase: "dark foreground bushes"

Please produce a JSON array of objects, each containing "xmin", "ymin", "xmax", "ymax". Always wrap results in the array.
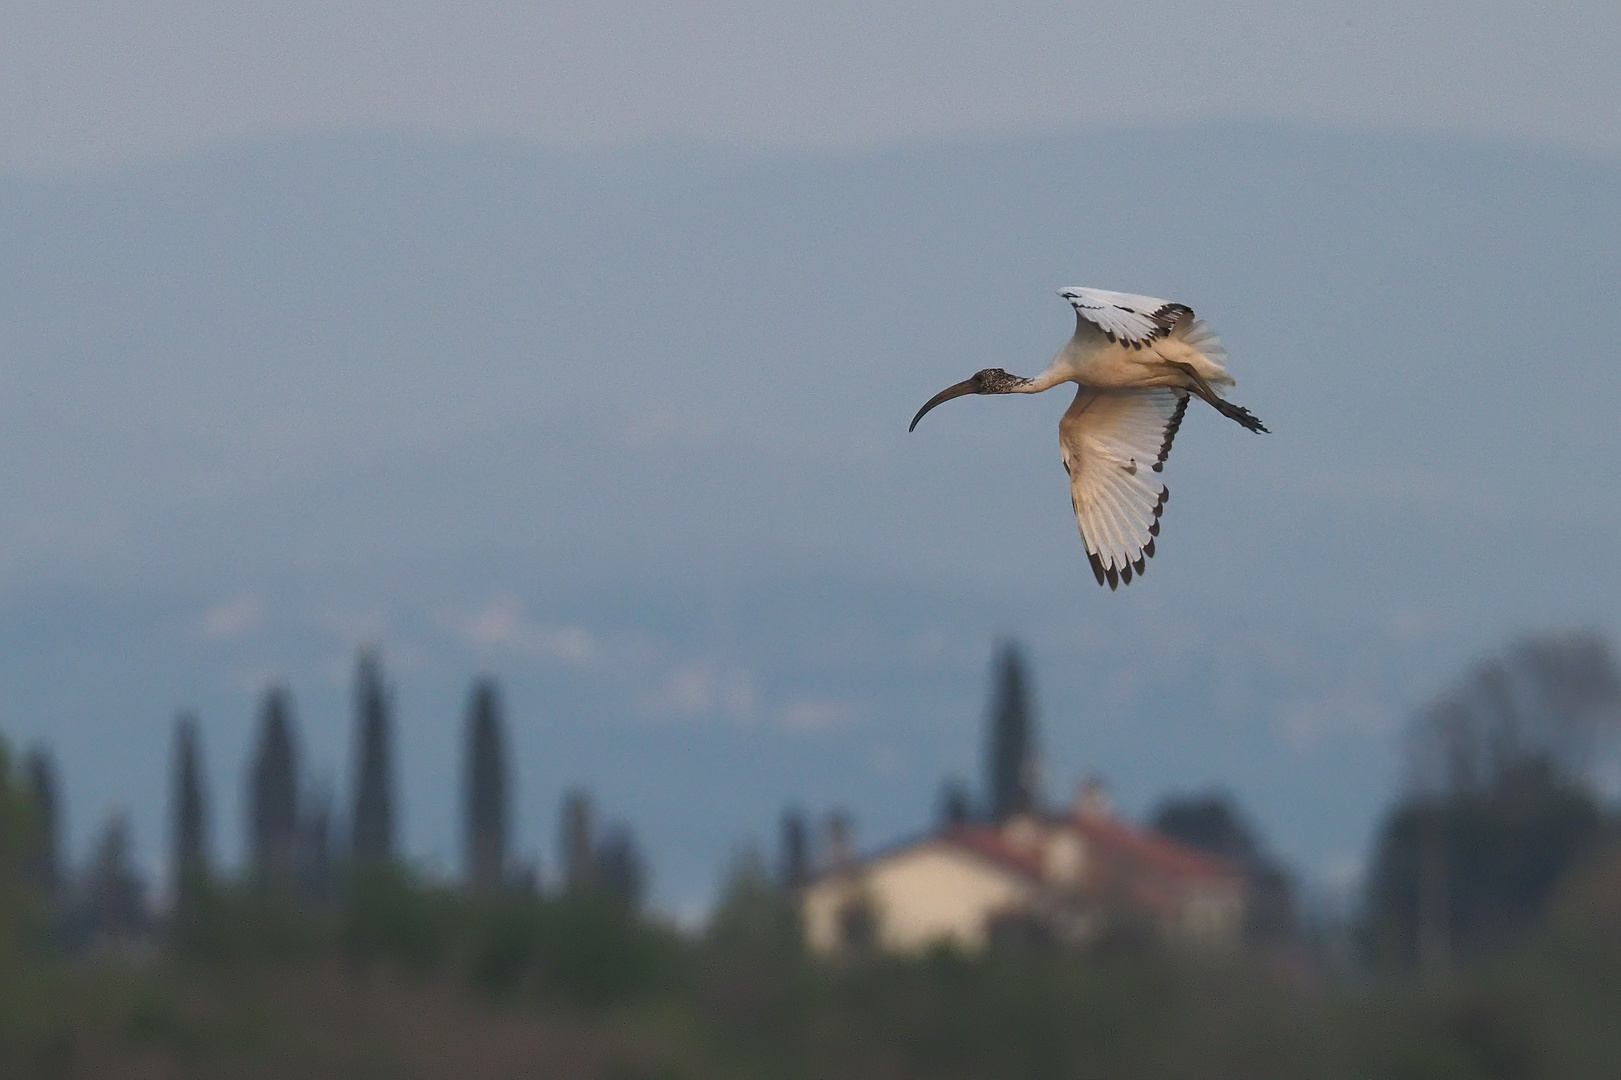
[
  {"xmin": 463, "ymin": 888, "xmax": 680, "ymax": 1004},
  {"xmin": 167, "ymin": 866, "xmax": 683, "ymax": 1010},
  {"xmin": 3, "ymin": 850, "xmax": 1621, "ymax": 1078}
]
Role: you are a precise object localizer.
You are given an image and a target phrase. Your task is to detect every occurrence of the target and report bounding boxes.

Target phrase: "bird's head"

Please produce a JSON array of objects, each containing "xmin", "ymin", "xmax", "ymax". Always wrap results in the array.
[{"xmin": 909, "ymin": 368, "xmax": 1025, "ymax": 431}]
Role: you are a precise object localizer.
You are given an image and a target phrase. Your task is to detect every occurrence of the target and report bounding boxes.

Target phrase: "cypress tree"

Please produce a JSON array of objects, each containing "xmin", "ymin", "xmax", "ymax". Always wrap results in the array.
[
  {"xmin": 22, "ymin": 747, "xmax": 59, "ymax": 905},
  {"xmin": 350, "ymin": 649, "xmax": 395, "ymax": 863},
  {"xmin": 463, "ymin": 677, "xmax": 508, "ymax": 892},
  {"xmin": 170, "ymin": 714, "xmax": 209, "ymax": 902},
  {"xmin": 87, "ymin": 811, "xmax": 147, "ymax": 938},
  {"xmin": 297, "ymin": 781, "xmax": 333, "ymax": 902},
  {"xmin": 561, "ymin": 789, "xmax": 594, "ymax": 893},
  {"xmin": 779, "ymin": 806, "xmax": 808, "ymax": 889},
  {"xmin": 249, "ymin": 686, "xmax": 299, "ymax": 885},
  {"xmin": 596, "ymin": 823, "xmax": 645, "ymax": 910},
  {"xmin": 986, "ymin": 642, "xmax": 1039, "ymax": 822}
]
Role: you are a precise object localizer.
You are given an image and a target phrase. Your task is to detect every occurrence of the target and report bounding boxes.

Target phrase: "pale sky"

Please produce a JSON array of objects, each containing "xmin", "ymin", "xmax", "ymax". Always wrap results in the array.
[
  {"xmin": 5, "ymin": 123, "xmax": 1619, "ymax": 898},
  {"xmin": 3, "ymin": 1, "xmax": 1619, "ymax": 173}
]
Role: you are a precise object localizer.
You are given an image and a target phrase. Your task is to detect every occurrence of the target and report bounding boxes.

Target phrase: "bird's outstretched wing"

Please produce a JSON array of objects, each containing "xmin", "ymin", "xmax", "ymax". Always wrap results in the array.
[
  {"xmin": 1059, "ymin": 387, "xmax": 1188, "ymax": 588},
  {"xmin": 1059, "ymin": 287, "xmax": 1192, "ymax": 347}
]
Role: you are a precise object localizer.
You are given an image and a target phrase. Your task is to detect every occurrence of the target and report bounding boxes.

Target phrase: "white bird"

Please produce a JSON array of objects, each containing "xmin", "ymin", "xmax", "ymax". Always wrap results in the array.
[{"xmin": 909, "ymin": 287, "xmax": 1266, "ymax": 589}]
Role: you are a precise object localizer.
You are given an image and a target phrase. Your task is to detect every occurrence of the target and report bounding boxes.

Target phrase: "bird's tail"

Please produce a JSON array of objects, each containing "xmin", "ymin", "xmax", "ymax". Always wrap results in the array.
[{"xmin": 1174, "ymin": 318, "xmax": 1235, "ymax": 387}]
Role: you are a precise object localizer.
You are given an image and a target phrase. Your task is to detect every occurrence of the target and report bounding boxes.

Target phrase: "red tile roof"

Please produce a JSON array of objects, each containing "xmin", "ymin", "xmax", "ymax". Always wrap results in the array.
[
  {"xmin": 940, "ymin": 814, "xmax": 1238, "ymax": 887},
  {"xmin": 943, "ymin": 823, "xmax": 1046, "ymax": 881},
  {"xmin": 1068, "ymin": 812, "xmax": 1239, "ymax": 882}
]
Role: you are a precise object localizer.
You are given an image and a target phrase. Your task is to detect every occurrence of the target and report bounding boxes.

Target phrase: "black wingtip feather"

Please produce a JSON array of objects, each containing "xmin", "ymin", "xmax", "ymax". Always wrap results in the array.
[
  {"xmin": 1106, "ymin": 565, "xmax": 1120, "ymax": 590},
  {"xmin": 1088, "ymin": 551, "xmax": 1107, "ymax": 587},
  {"xmin": 1154, "ymin": 395, "xmax": 1188, "ymax": 472}
]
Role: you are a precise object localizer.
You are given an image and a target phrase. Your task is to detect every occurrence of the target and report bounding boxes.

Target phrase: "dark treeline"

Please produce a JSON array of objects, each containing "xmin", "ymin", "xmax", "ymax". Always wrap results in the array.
[
  {"xmin": 1364, "ymin": 630, "xmax": 1621, "ymax": 974},
  {"xmin": 18, "ymin": 649, "xmax": 645, "ymax": 961},
  {"xmin": 0, "ymin": 633, "xmax": 1618, "ymax": 1078}
]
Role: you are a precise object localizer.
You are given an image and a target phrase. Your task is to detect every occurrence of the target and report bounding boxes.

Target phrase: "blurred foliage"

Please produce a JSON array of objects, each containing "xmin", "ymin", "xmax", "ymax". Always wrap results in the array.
[
  {"xmin": 1404, "ymin": 631, "xmax": 1621, "ymax": 796},
  {"xmin": 1358, "ymin": 630, "xmax": 1621, "ymax": 974},
  {"xmin": 0, "ymin": 846, "xmax": 1617, "ymax": 1077},
  {"xmin": 1150, "ymin": 790, "xmax": 1298, "ymax": 947},
  {"xmin": 693, "ymin": 849, "xmax": 811, "ymax": 1062},
  {"xmin": 341, "ymin": 862, "xmax": 451, "ymax": 972},
  {"xmin": 166, "ymin": 862, "xmax": 680, "ymax": 1011},
  {"xmin": 1365, "ymin": 756, "xmax": 1607, "ymax": 966},
  {"xmin": 0, "ymin": 737, "xmax": 45, "ymax": 962},
  {"xmin": 10, "ymin": 773, "xmax": 1621, "ymax": 1077},
  {"xmin": 169, "ymin": 877, "xmax": 334, "ymax": 965},
  {"xmin": 463, "ymin": 887, "xmax": 680, "ymax": 1005}
]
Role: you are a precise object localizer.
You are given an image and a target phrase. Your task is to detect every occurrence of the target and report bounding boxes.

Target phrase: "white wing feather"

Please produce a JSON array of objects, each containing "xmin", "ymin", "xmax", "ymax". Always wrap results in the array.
[
  {"xmin": 1059, "ymin": 387, "xmax": 1188, "ymax": 588},
  {"xmin": 1058, "ymin": 286, "xmax": 1191, "ymax": 346}
]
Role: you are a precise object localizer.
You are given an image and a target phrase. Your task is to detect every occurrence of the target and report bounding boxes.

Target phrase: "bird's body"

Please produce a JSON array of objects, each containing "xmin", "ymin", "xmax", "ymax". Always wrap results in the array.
[
  {"xmin": 909, "ymin": 287, "xmax": 1266, "ymax": 589},
  {"xmin": 1044, "ymin": 289, "xmax": 1235, "ymax": 391}
]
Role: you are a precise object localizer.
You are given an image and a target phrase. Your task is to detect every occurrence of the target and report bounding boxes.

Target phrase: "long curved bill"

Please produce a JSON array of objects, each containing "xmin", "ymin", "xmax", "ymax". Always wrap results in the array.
[{"xmin": 909, "ymin": 379, "xmax": 978, "ymax": 432}]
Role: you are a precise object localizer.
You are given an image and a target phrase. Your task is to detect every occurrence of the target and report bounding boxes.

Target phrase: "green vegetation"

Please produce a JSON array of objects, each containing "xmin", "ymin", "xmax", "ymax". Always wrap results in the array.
[
  {"xmin": 3, "ymin": 808, "xmax": 1621, "ymax": 1079},
  {"xmin": 0, "ymin": 740, "xmax": 44, "ymax": 963},
  {"xmin": 2, "ymin": 859, "xmax": 1621, "ymax": 1078}
]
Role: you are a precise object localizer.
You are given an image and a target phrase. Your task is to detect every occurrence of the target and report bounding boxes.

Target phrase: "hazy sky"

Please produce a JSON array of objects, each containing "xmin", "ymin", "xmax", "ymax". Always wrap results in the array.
[
  {"xmin": 3, "ymin": 1, "xmax": 1619, "ymax": 172},
  {"xmin": 4, "ymin": 125, "xmax": 1618, "ymax": 906}
]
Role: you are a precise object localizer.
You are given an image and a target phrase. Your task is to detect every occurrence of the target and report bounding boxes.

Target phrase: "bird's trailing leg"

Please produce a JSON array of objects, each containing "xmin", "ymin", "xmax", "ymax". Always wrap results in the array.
[{"xmin": 1170, "ymin": 363, "xmax": 1269, "ymax": 434}]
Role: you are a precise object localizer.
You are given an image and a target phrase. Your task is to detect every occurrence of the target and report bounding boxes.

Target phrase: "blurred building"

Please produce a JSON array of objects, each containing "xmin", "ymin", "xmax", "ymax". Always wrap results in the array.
[{"xmin": 801, "ymin": 781, "xmax": 1245, "ymax": 954}]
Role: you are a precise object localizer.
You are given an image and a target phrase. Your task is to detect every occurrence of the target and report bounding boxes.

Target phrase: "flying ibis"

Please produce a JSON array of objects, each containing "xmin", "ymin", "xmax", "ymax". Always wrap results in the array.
[{"xmin": 909, "ymin": 288, "xmax": 1267, "ymax": 589}]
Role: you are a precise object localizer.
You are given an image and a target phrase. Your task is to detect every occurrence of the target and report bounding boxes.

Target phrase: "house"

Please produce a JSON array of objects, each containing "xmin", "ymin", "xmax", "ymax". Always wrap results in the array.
[{"xmin": 802, "ymin": 782, "xmax": 1246, "ymax": 954}]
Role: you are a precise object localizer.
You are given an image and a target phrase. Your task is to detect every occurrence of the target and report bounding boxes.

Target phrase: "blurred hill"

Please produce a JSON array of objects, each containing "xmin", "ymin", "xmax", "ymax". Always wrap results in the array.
[{"xmin": 1, "ymin": 125, "xmax": 1618, "ymax": 906}]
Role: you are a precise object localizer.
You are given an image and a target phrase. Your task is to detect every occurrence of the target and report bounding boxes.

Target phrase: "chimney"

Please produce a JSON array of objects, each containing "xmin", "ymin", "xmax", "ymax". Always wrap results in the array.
[
  {"xmin": 1075, "ymin": 775, "xmax": 1112, "ymax": 821},
  {"xmin": 824, "ymin": 810, "xmax": 854, "ymax": 872}
]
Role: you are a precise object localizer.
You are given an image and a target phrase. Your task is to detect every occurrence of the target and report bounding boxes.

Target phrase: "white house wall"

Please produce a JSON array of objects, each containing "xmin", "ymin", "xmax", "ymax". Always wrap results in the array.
[{"xmin": 803, "ymin": 842, "xmax": 1031, "ymax": 954}]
